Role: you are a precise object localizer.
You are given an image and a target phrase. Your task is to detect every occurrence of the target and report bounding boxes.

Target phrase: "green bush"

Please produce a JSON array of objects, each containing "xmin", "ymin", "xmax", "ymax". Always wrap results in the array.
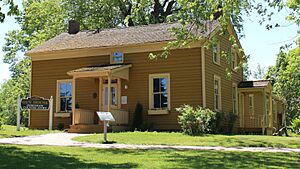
[
  {"xmin": 57, "ymin": 123, "xmax": 65, "ymax": 130},
  {"xmin": 290, "ymin": 116, "xmax": 300, "ymax": 134},
  {"xmin": 176, "ymin": 105, "xmax": 216, "ymax": 135},
  {"xmin": 132, "ymin": 102, "xmax": 143, "ymax": 130},
  {"xmin": 212, "ymin": 112, "xmax": 238, "ymax": 134},
  {"xmin": 140, "ymin": 121, "xmax": 154, "ymax": 131}
]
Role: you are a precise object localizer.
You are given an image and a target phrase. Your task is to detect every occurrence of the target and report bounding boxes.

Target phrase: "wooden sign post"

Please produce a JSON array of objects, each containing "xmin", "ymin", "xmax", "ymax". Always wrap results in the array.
[
  {"xmin": 96, "ymin": 112, "xmax": 115, "ymax": 142},
  {"xmin": 17, "ymin": 96, "xmax": 53, "ymax": 131}
]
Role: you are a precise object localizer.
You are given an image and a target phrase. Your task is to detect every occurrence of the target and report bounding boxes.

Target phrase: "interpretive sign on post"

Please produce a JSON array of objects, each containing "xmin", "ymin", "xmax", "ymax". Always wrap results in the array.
[
  {"xmin": 17, "ymin": 95, "xmax": 53, "ymax": 131},
  {"xmin": 96, "ymin": 112, "xmax": 115, "ymax": 142},
  {"xmin": 21, "ymin": 97, "xmax": 50, "ymax": 110}
]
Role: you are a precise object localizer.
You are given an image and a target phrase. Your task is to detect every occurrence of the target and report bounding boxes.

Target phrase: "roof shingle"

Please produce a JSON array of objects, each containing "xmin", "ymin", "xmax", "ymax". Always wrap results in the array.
[
  {"xmin": 238, "ymin": 80, "xmax": 271, "ymax": 88},
  {"xmin": 26, "ymin": 21, "xmax": 219, "ymax": 55}
]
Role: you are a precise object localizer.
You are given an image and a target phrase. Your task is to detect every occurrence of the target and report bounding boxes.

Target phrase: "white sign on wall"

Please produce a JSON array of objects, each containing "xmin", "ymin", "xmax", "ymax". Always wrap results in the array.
[{"xmin": 121, "ymin": 96, "xmax": 127, "ymax": 104}]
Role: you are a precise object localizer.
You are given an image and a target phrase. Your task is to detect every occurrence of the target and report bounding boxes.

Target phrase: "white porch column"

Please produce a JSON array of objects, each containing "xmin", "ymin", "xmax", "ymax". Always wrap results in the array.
[
  {"xmin": 107, "ymin": 75, "xmax": 111, "ymax": 112},
  {"xmin": 99, "ymin": 77, "xmax": 103, "ymax": 111},
  {"xmin": 269, "ymin": 93, "xmax": 273, "ymax": 128},
  {"xmin": 117, "ymin": 78, "xmax": 121, "ymax": 109},
  {"xmin": 72, "ymin": 77, "xmax": 76, "ymax": 125}
]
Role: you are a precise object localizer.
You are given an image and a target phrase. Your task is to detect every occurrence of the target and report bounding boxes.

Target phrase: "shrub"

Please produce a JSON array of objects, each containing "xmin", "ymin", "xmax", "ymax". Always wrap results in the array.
[
  {"xmin": 57, "ymin": 123, "xmax": 65, "ymax": 130},
  {"xmin": 176, "ymin": 105, "xmax": 216, "ymax": 135},
  {"xmin": 140, "ymin": 121, "xmax": 154, "ymax": 131},
  {"xmin": 132, "ymin": 102, "xmax": 143, "ymax": 130},
  {"xmin": 212, "ymin": 111, "xmax": 238, "ymax": 134},
  {"xmin": 290, "ymin": 116, "xmax": 300, "ymax": 134}
]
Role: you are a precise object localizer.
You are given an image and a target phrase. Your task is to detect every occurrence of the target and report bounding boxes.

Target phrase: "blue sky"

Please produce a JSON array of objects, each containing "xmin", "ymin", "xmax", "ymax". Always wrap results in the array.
[{"xmin": 0, "ymin": 5, "xmax": 298, "ymax": 83}]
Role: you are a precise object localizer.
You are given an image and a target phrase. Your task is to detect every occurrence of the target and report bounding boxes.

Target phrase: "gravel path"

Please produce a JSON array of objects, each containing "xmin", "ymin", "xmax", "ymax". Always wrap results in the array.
[{"xmin": 0, "ymin": 133, "xmax": 299, "ymax": 153}]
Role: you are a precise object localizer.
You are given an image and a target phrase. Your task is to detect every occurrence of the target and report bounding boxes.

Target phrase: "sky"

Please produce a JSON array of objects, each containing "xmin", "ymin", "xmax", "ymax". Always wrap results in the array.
[{"xmin": 0, "ymin": 4, "xmax": 299, "ymax": 83}]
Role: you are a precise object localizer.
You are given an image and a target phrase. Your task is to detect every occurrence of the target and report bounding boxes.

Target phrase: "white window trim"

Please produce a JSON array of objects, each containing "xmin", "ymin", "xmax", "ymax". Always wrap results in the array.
[
  {"xmin": 148, "ymin": 73, "xmax": 171, "ymax": 114},
  {"xmin": 249, "ymin": 94, "xmax": 254, "ymax": 118},
  {"xmin": 103, "ymin": 83, "xmax": 119, "ymax": 109},
  {"xmin": 231, "ymin": 48, "xmax": 238, "ymax": 72},
  {"xmin": 56, "ymin": 79, "xmax": 73, "ymax": 113},
  {"xmin": 232, "ymin": 83, "xmax": 238, "ymax": 114},
  {"xmin": 212, "ymin": 43, "xmax": 221, "ymax": 65},
  {"xmin": 110, "ymin": 51, "xmax": 124, "ymax": 64},
  {"xmin": 214, "ymin": 75, "xmax": 222, "ymax": 111}
]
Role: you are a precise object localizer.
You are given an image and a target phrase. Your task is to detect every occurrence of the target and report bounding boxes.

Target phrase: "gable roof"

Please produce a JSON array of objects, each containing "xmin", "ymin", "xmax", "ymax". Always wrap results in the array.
[
  {"xmin": 238, "ymin": 80, "xmax": 271, "ymax": 88},
  {"xmin": 26, "ymin": 21, "xmax": 219, "ymax": 55}
]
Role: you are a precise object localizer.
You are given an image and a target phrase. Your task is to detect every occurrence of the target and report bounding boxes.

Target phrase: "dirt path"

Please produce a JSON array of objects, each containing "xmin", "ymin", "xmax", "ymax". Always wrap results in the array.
[{"xmin": 0, "ymin": 133, "xmax": 299, "ymax": 153}]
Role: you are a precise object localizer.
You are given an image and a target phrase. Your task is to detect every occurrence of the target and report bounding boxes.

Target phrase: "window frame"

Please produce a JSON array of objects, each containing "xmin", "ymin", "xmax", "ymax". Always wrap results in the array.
[
  {"xmin": 232, "ymin": 83, "xmax": 238, "ymax": 114},
  {"xmin": 212, "ymin": 42, "xmax": 221, "ymax": 65},
  {"xmin": 249, "ymin": 94, "xmax": 254, "ymax": 117},
  {"xmin": 103, "ymin": 83, "xmax": 118, "ymax": 109},
  {"xmin": 56, "ymin": 79, "xmax": 73, "ymax": 113},
  {"xmin": 148, "ymin": 73, "xmax": 171, "ymax": 111},
  {"xmin": 231, "ymin": 48, "xmax": 238, "ymax": 71},
  {"xmin": 110, "ymin": 51, "xmax": 124, "ymax": 64},
  {"xmin": 214, "ymin": 75, "xmax": 222, "ymax": 111}
]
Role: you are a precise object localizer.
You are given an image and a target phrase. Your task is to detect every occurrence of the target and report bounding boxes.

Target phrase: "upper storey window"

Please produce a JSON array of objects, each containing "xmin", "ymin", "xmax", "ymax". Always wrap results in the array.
[
  {"xmin": 212, "ymin": 43, "xmax": 220, "ymax": 65},
  {"xmin": 111, "ymin": 52, "xmax": 124, "ymax": 64}
]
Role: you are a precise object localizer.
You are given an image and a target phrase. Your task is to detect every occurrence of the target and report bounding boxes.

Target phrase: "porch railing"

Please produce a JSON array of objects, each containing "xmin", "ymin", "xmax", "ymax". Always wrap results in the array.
[
  {"xmin": 74, "ymin": 109, "xmax": 95, "ymax": 124},
  {"xmin": 111, "ymin": 109, "xmax": 129, "ymax": 125}
]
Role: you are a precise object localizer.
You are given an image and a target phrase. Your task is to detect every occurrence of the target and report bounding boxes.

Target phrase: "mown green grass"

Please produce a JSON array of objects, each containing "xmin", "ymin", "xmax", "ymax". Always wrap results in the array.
[
  {"xmin": 74, "ymin": 131, "xmax": 300, "ymax": 148},
  {"xmin": 0, "ymin": 125, "xmax": 58, "ymax": 138},
  {"xmin": 0, "ymin": 144, "xmax": 299, "ymax": 169}
]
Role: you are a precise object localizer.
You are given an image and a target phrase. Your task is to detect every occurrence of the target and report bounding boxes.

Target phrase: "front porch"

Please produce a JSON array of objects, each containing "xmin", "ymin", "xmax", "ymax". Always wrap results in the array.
[{"xmin": 67, "ymin": 64, "xmax": 132, "ymax": 133}]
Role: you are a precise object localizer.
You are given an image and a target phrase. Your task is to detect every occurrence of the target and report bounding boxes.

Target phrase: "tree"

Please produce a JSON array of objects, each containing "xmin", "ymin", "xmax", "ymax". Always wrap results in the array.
[
  {"xmin": 252, "ymin": 63, "xmax": 266, "ymax": 80},
  {"xmin": 265, "ymin": 45, "xmax": 300, "ymax": 123},
  {"xmin": 1, "ymin": 0, "xmax": 300, "ymax": 126},
  {"xmin": 0, "ymin": 0, "xmax": 19, "ymax": 23}
]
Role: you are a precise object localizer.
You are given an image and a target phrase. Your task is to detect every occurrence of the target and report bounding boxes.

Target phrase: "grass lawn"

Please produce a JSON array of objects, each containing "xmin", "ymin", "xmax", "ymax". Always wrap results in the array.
[
  {"xmin": 0, "ymin": 145, "xmax": 299, "ymax": 169},
  {"xmin": 0, "ymin": 125, "xmax": 58, "ymax": 138},
  {"xmin": 74, "ymin": 131, "xmax": 300, "ymax": 148}
]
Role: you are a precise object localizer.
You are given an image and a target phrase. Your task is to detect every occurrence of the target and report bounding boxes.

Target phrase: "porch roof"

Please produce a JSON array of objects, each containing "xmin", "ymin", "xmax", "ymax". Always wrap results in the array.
[
  {"xmin": 238, "ymin": 80, "xmax": 271, "ymax": 89},
  {"xmin": 67, "ymin": 64, "xmax": 132, "ymax": 79}
]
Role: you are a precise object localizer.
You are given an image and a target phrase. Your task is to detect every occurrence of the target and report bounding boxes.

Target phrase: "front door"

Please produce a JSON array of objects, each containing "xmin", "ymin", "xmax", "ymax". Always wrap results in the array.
[{"xmin": 102, "ymin": 84, "xmax": 118, "ymax": 111}]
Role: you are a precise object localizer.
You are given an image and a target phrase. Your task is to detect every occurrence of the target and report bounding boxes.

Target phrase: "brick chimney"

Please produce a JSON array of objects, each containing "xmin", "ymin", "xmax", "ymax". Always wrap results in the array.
[{"xmin": 68, "ymin": 20, "xmax": 80, "ymax": 34}]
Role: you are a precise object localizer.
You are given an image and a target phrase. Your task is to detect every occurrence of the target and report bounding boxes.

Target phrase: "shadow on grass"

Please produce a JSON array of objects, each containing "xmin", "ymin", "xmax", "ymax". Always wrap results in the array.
[
  {"xmin": 164, "ymin": 150, "xmax": 300, "ymax": 168},
  {"xmin": 102, "ymin": 141, "xmax": 117, "ymax": 144},
  {"xmin": 0, "ymin": 146, "xmax": 138, "ymax": 169}
]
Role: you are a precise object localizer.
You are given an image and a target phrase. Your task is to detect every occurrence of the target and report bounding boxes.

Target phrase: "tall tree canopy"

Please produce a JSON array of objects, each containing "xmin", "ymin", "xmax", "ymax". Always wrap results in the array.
[
  {"xmin": 265, "ymin": 45, "xmax": 300, "ymax": 123},
  {"xmin": 0, "ymin": 0, "xmax": 19, "ymax": 22},
  {"xmin": 0, "ymin": 0, "xmax": 299, "ymax": 125}
]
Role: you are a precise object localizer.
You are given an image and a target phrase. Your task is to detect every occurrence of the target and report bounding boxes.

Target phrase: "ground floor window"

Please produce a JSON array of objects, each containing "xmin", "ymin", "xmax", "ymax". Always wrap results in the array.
[
  {"xmin": 214, "ymin": 75, "xmax": 221, "ymax": 111},
  {"xmin": 149, "ymin": 73, "xmax": 170, "ymax": 110},
  {"xmin": 57, "ymin": 79, "xmax": 72, "ymax": 112},
  {"xmin": 232, "ymin": 83, "xmax": 238, "ymax": 114}
]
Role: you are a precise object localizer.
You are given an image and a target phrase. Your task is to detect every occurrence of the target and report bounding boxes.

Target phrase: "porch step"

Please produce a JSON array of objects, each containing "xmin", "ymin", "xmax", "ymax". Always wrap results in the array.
[{"xmin": 68, "ymin": 124, "xmax": 105, "ymax": 133}]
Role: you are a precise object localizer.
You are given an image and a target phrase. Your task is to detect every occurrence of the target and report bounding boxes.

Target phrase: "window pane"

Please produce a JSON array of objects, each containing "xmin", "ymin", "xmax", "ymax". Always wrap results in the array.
[
  {"xmin": 60, "ymin": 83, "xmax": 66, "ymax": 97},
  {"xmin": 160, "ymin": 78, "xmax": 167, "ymax": 92},
  {"xmin": 154, "ymin": 94, "xmax": 161, "ymax": 108},
  {"xmin": 60, "ymin": 98, "xmax": 66, "ymax": 111},
  {"xmin": 113, "ymin": 52, "xmax": 123, "ymax": 62},
  {"xmin": 66, "ymin": 83, "xmax": 72, "ymax": 96},
  {"xmin": 161, "ymin": 93, "xmax": 168, "ymax": 108},
  {"xmin": 153, "ymin": 78, "xmax": 160, "ymax": 92},
  {"xmin": 105, "ymin": 87, "xmax": 108, "ymax": 105},
  {"xmin": 66, "ymin": 98, "xmax": 72, "ymax": 111},
  {"xmin": 215, "ymin": 95, "xmax": 219, "ymax": 110},
  {"xmin": 111, "ymin": 87, "xmax": 116, "ymax": 105}
]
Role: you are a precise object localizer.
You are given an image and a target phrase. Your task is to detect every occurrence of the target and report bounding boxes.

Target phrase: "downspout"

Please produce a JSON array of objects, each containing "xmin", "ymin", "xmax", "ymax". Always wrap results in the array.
[{"xmin": 201, "ymin": 47, "xmax": 206, "ymax": 108}]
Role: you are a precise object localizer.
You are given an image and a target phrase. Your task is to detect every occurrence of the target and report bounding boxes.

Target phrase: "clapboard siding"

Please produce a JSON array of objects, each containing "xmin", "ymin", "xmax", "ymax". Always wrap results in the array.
[
  {"xmin": 31, "ymin": 56, "xmax": 109, "ymax": 128},
  {"xmin": 121, "ymin": 48, "xmax": 202, "ymax": 130},
  {"xmin": 205, "ymin": 33, "xmax": 243, "ymax": 114},
  {"xmin": 242, "ymin": 92, "xmax": 264, "ymax": 128},
  {"xmin": 31, "ymin": 48, "xmax": 202, "ymax": 129}
]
